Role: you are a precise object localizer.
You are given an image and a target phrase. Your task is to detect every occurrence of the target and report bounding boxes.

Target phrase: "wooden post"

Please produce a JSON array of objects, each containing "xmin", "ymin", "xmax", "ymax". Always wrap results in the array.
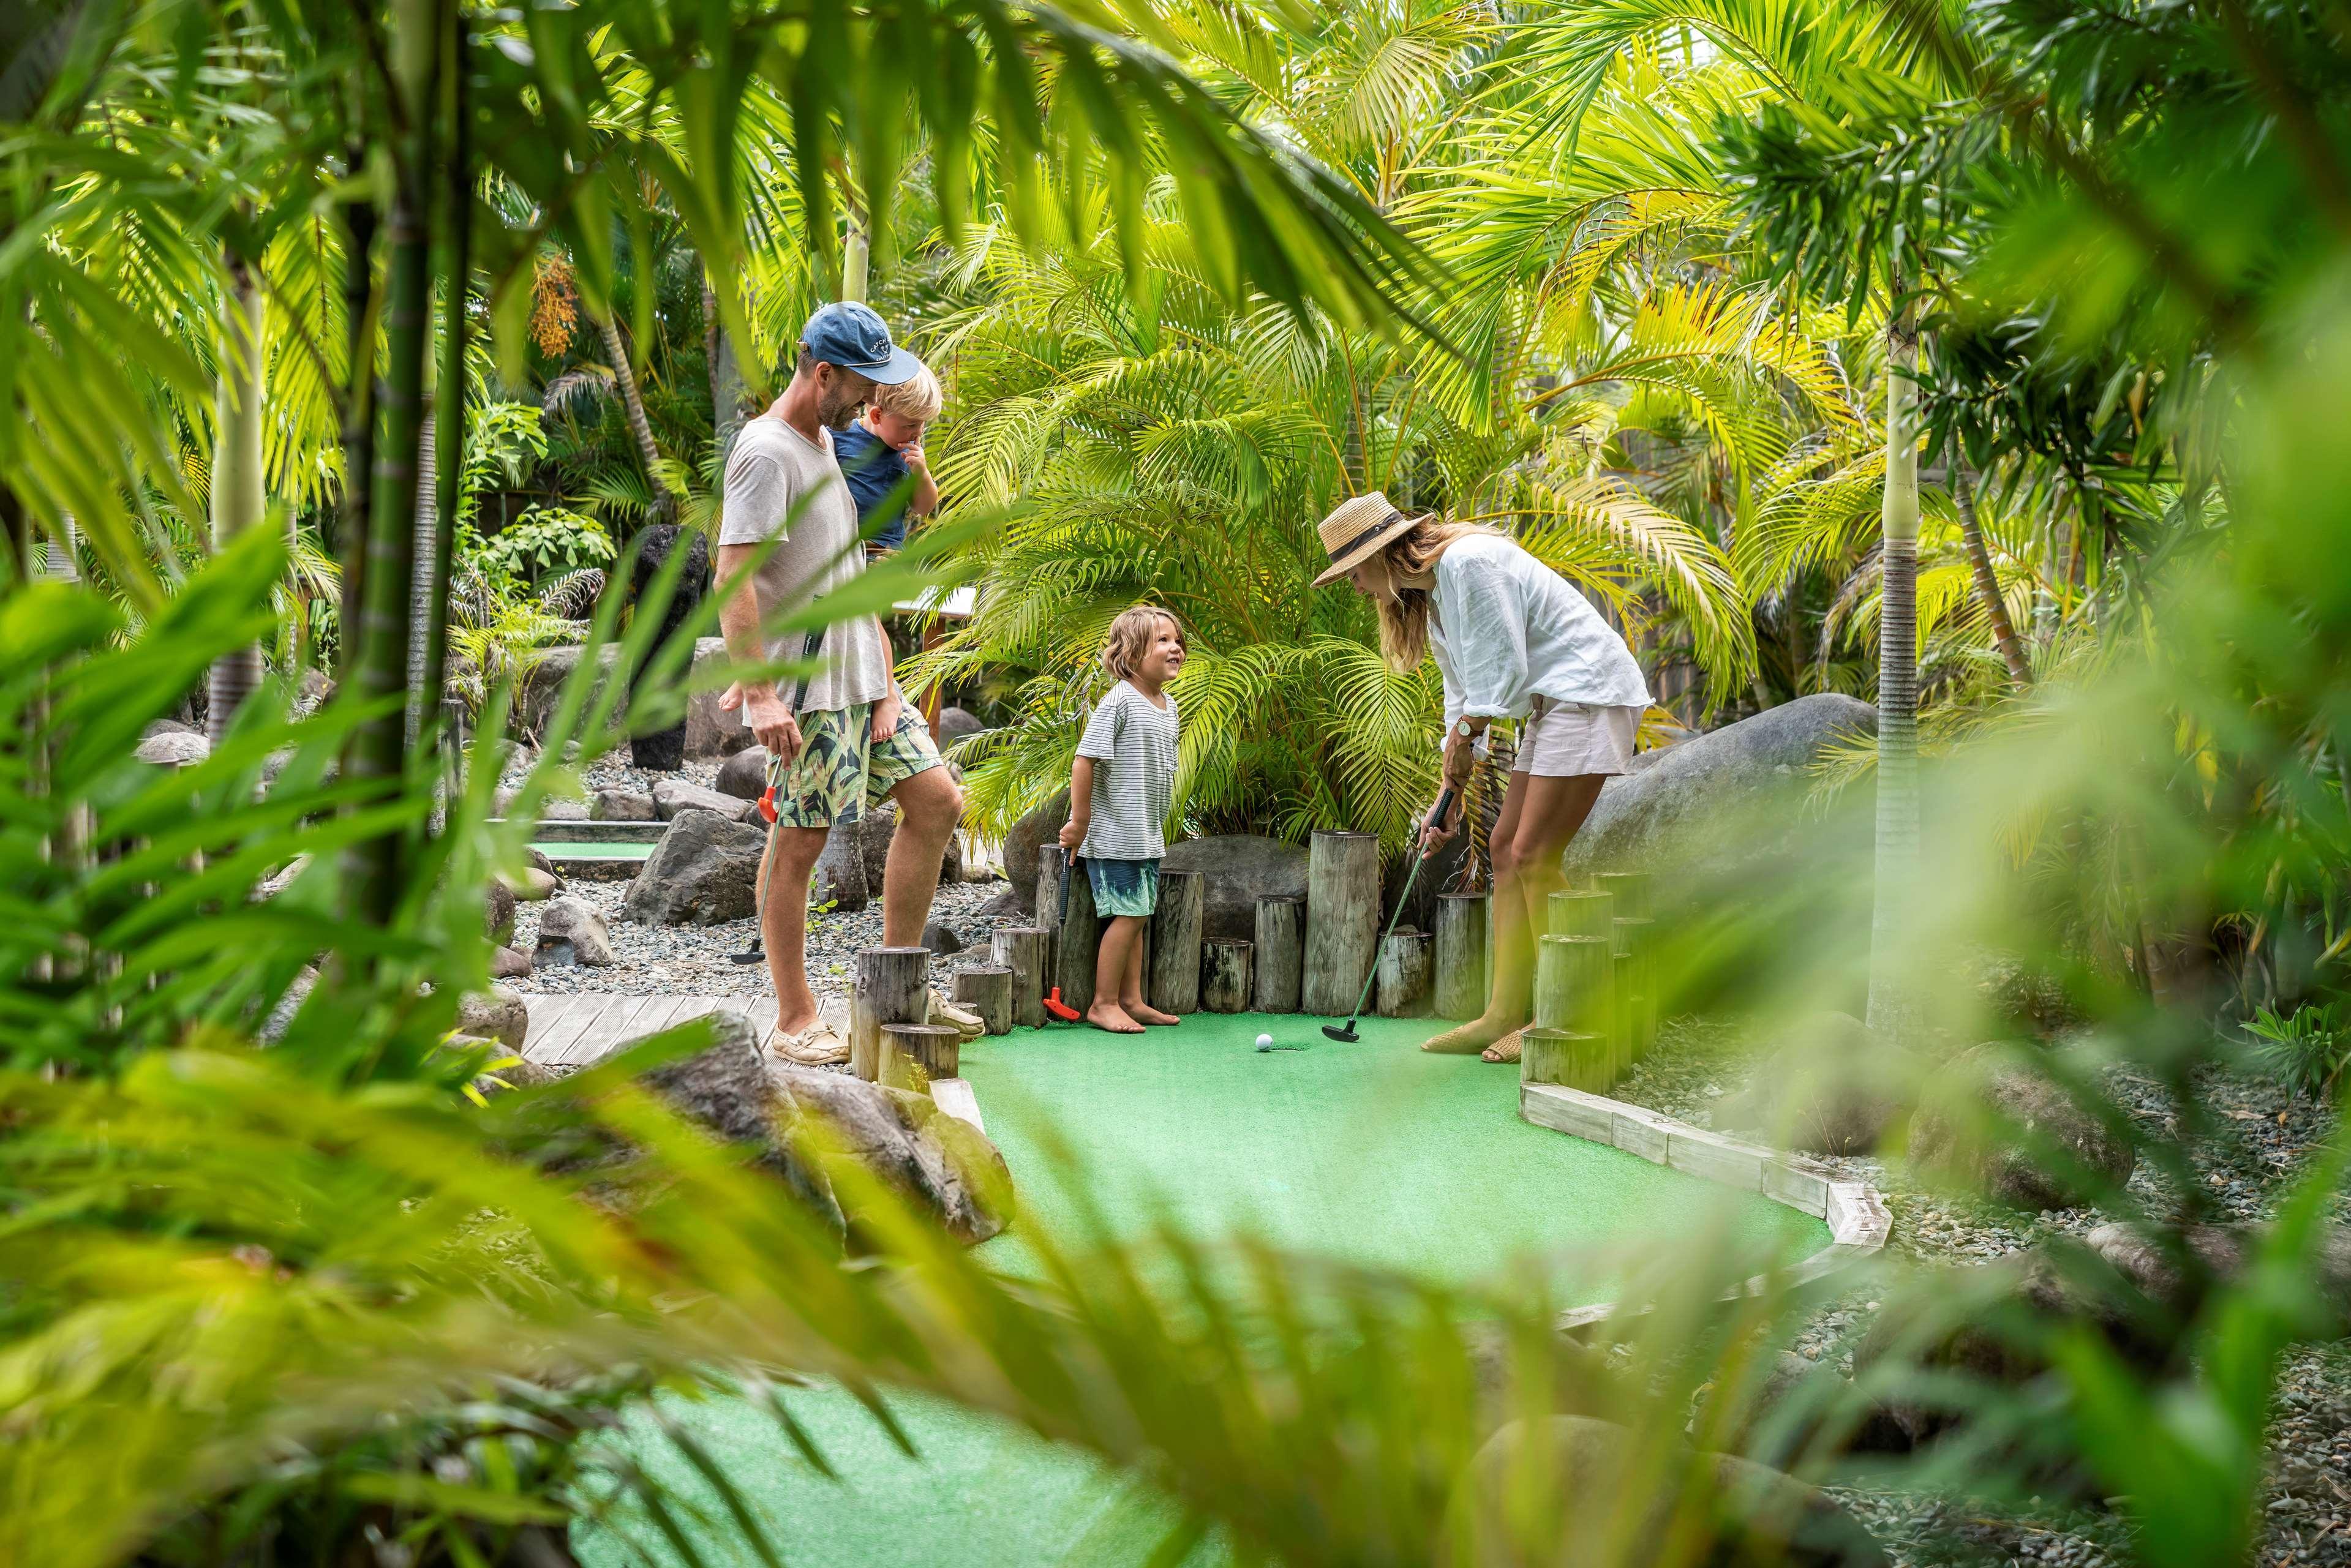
[
  {"xmin": 1253, "ymin": 896, "xmax": 1304, "ymax": 1013},
  {"xmin": 1522, "ymin": 1028, "xmax": 1608, "ymax": 1093},
  {"xmin": 1040, "ymin": 845, "xmax": 1099, "ymax": 1016},
  {"xmin": 991, "ymin": 927, "xmax": 1050, "ymax": 1029},
  {"xmin": 952, "ymin": 966, "xmax": 1015, "ymax": 1035},
  {"xmin": 1533, "ymin": 934, "xmax": 1611, "ymax": 1047},
  {"xmin": 879, "ymin": 1022, "xmax": 963, "ymax": 1092},
  {"xmin": 851, "ymin": 945, "xmax": 930, "ymax": 1082},
  {"xmin": 1548, "ymin": 889, "xmax": 1614, "ymax": 941},
  {"xmin": 1148, "ymin": 869, "xmax": 1206, "ymax": 1014},
  {"xmin": 1375, "ymin": 930, "xmax": 1434, "ymax": 1017},
  {"xmin": 1301, "ymin": 831, "xmax": 1382, "ymax": 1015},
  {"xmin": 1202, "ymin": 938, "xmax": 1253, "ymax": 1013},
  {"xmin": 1614, "ymin": 915, "xmax": 1658, "ymax": 1066},
  {"xmin": 1434, "ymin": 892, "xmax": 1489, "ymax": 1020},
  {"xmin": 1592, "ymin": 871, "xmax": 1650, "ymax": 923}
]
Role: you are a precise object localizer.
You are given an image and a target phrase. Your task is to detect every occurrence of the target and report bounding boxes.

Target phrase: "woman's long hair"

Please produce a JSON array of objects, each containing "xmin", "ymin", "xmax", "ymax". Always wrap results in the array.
[{"xmin": 1370, "ymin": 516, "xmax": 1506, "ymax": 671}]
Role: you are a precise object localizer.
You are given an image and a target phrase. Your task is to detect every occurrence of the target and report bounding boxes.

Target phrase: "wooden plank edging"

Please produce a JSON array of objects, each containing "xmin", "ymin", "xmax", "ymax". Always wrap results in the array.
[{"xmin": 1521, "ymin": 1081, "xmax": 1891, "ymax": 1332}]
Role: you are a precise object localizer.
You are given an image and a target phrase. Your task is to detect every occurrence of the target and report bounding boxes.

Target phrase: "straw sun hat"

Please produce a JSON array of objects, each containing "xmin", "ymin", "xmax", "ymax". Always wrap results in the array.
[{"xmin": 1309, "ymin": 492, "xmax": 1426, "ymax": 589}]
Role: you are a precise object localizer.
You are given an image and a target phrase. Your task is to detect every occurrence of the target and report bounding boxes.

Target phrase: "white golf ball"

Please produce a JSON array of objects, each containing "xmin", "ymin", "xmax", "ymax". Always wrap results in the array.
[{"xmin": 1255, "ymin": 1032, "xmax": 1274, "ymax": 1049}]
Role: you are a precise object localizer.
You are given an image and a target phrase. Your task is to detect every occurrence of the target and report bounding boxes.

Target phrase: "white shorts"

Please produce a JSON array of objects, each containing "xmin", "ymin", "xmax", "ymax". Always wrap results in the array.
[{"xmin": 1512, "ymin": 701, "xmax": 1642, "ymax": 778}]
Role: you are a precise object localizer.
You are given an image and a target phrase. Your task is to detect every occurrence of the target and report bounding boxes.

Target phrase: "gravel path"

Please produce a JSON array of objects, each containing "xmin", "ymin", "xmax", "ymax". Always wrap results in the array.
[{"xmin": 1616, "ymin": 1016, "xmax": 2350, "ymax": 1568}]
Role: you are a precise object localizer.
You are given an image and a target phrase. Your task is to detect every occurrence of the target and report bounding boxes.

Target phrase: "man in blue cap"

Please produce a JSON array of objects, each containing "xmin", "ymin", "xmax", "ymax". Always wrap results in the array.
[{"xmin": 716, "ymin": 301, "xmax": 976, "ymax": 1063}]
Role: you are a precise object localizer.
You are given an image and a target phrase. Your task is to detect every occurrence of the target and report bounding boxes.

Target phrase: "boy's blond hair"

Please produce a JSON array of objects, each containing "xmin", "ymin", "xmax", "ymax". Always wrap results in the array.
[
  {"xmin": 871, "ymin": 361, "xmax": 942, "ymax": 423},
  {"xmin": 1102, "ymin": 604, "xmax": 1183, "ymax": 681}
]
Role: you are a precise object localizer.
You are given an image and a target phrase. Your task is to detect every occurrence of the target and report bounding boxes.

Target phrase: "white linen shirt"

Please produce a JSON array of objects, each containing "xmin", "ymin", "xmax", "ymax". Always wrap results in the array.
[{"xmin": 1426, "ymin": 533, "xmax": 1651, "ymax": 733}]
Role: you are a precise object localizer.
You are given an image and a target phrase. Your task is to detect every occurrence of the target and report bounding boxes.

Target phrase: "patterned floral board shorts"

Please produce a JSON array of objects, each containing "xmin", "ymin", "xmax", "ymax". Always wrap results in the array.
[
  {"xmin": 772, "ymin": 703, "xmax": 945, "ymax": 830},
  {"xmin": 1084, "ymin": 856, "xmax": 1161, "ymax": 918}
]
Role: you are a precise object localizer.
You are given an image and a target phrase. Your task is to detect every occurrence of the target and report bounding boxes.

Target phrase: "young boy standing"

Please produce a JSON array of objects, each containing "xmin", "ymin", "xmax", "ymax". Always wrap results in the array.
[
  {"xmin": 833, "ymin": 361, "xmax": 942, "ymax": 557},
  {"xmin": 1058, "ymin": 607, "xmax": 1186, "ymax": 1033}
]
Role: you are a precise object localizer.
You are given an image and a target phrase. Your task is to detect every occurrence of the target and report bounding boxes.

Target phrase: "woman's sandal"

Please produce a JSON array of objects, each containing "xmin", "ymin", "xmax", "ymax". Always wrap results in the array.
[
  {"xmin": 1420, "ymin": 1020, "xmax": 1498, "ymax": 1055},
  {"xmin": 1480, "ymin": 1029, "xmax": 1524, "ymax": 1065}
]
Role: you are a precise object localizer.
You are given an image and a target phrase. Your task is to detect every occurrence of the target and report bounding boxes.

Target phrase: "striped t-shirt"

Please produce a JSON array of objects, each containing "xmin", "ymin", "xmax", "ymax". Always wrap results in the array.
[{"xmin": 1075, "ymin": 680, "xmax": 1179, "ymax": 861}]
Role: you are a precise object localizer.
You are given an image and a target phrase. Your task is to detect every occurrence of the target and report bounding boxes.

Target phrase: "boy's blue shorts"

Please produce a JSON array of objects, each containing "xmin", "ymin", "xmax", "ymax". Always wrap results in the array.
[{"xmin": 1084, "ymin": 857, "xmax": 1160, "ymax": 918}]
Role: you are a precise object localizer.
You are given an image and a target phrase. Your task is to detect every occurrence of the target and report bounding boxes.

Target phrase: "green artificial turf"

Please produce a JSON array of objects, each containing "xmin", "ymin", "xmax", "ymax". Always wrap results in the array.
[
  {"xmin": 573, "ymin": 1013, "xmax": 1829, "ymax": 1568},
  {"xmin": 529, "ymin": 839, "xmax": 659, "ymax": 861}
]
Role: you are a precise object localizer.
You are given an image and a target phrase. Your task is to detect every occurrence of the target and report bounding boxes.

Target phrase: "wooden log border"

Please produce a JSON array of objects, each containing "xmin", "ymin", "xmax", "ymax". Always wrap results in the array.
[{"xmin": 1518, "ymin": 1081, "xmax": 1890, "ymax": 1330}]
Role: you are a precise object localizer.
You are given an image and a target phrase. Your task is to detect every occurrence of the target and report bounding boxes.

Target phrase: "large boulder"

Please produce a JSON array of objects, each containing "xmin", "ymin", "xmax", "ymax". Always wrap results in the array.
[
  {"xmin": 1002, "ymin": 791, "xmax": 1070, "ymax": 916},
  {"xmin": 654, "ymin": 777, "xmax": 754, "ymax": 823},
  {"xmin": 1715, "ymin": 1013, "xmax": 1924, "ymax": 1155},
  {"xmin": 1163, "ymin": 835, "xmax": 1312, "ymax": 942},
  {"xmin": 856, "ymin": 801, "xmax": 963, "ymax": 891},
  {"xmin": 638, "ymin": 1010, "xmax": 843, "ymax": 1239},
  {"xmin": 626, "ymin": 526, "xmax": 712, "ymax": 770},
  {"xmin": 772, "ymin": 1064, "xmax": 1016, "ymax": 1246},
  {"xmin": 2088, "ymin": 1220, "xmax": 2351, "ymax": 1335},
  {"xmin": 456, "ymin": 986, "xmax": 529, "ymax": 1052},
  {"xmin": 517, "ymin": 643, "xmax": 622, "ymax": 740},
  {"xmin": 681, "ymin": 636, "xmax": 761, "ymax": 760},
  {"xmin": 1453, "ymin": 1416, "xmax": 1886, "ymax": 1568},
  {"xmin": 1909, "ymin": 1046, "xmax": 2135, "ymax": 1211},
  {"xmin": 1562, "ymin": 694, "xmax": 1878, "ymax": 883},
  {"xmin": 936, "ymin": 705, "xmax": 985, "ymax": 748},
  {"xmin": 135, "ymin": 729, "xmax": 211, "ymax": 767},
  {"xmin": 484, "ymin": 878, "xmax": 517, "ymax": 945},
  {"xmin": 536, "ymin": 895, "xmax": 617, "ymax": 967},
  {"xmin": 716, "ymin": 745, "xmax": 771, "ymax": 801},
  {"xmin": 491, "ymin": 943, "xmax": 533, "ymax": 980},
  {"xmin": 619, "ymin": 807, "xmax": 767, "ymax": 926}
]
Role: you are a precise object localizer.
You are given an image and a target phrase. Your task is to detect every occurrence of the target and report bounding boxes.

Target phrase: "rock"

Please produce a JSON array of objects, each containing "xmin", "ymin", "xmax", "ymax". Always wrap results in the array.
[
  {"xmin": 485, "ymin": 879, "xmax": 517, "ymax": 944},
  {"xmin": 1002, "ymin": 791, "xmax": 1070, "ymax": 915},
  {"xmin": 654, "ymin": 777, "xmax": 754, "ymax": 823},
  {"xmin": 680, "ymin": 637, "xmax": 761, "ymax": 760},
  {"xmin": 1455, "ymin": 1416, "xmax": 1887, "ymax": 1568},
  {"xmin": 638, "ymin": 1010, "xmax": 843, "ymax": 1238},
  {"xmin": 142, "ymin": 718, "xmax": 197, "ymax": 738},
  {"xmin": 1909, "ymin": 1046, "xmax": 2135, "ymax": 1210},
  {"xmin": 975, "ymin": 888, "xmax": 1021, "ymax": 918},
  {"xmin": 1715, "ymin": 1013, "xmax": 1922, "ymax": 1155},
  {"xmin": 2088, "ymin": 1221, "xmax": 2351, "ymax": 1334},
  {"xmin": 491, "ymin": 943, "xmax": 533, "ymax": 979},
  {"xmin": 628, "ymin": 530, "xmax": 713, "ymax": 769},
  {"xmin": 716, "ymin": 746, "xmax": 771, "ymax": 801},
  {"xmin": 618, "ymin": 807, "xmax": 767, "ymax": 926},
  {"xmin": 591, "ymin": 788, "xmax": 658, "ymax": 822},
  {"xmin": 498, "ymin": 793, "xmax": 592, "ymax": 822},
  {"xmin": 134, "ymin": 729, "xmax": 211, "ymax": 767},
  {"xmin": 1162, "ymin": 835, "xmax": 1312, "ymax": 941},
  {"xmin": 771, "ymin": 1064, "xmax": 1016, "ymax": 1246},
  {"xmin": 1698, "ymin": 1351, "xmax": 1912, "ymax": 1464},
  {"xmin": 936, "ymin": 705, "xmax": 985, "ymax": 747},
  {"xmin": 1561, "ymin": 694, "xmax": 1878, "ymax": 886},
  {"xmin": 517, "ymin": 643, "xmax": 622, "ymax": 740},
  {"xmin": 856, "ymin": 802, "xmax": 963, "ymax": 892},
  {"xmin": 536, "ymin": 895, "xmax": 617, "ymax": 966},
  {"xmin": 292, "ymin": 668, "xmax": 334, "ymax": 717},
  {"xmin": 455, "ymin": 986, "xmax": 529, "ymax": 1052},
  {"xmin": 922, "ymin": 918, "xmax": 963, "ymax": 956},
  {"xmin": 501, "ymin": 866, "xmax": 562, "ymax": 901}
]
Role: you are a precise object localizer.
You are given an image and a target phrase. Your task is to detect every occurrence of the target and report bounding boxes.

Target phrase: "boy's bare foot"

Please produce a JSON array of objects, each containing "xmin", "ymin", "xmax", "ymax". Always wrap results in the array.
[
  {"xmin": 1124, "ymin": 1000, "xmax": 1180, "ymax": 1026},
  {"xmin": 1086, "ymin": 1001, "xmax": 1146, "ymax": 1034},
  {"xmin": 1421, "ymin": 1015, "xmax": 1518, "ymax": 1055}
]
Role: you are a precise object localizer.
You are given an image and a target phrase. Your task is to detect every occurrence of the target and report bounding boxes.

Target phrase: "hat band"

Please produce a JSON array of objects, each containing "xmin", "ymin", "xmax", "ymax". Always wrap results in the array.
[{"xmin": 1327, "ymin": 509, "xmax": 1405, "ymax": 561}]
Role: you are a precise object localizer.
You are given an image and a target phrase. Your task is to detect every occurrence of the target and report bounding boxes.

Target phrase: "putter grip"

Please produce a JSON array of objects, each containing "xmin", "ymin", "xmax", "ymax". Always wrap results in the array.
[{"xmin": 1057, "ymin": 848, "xmax": 1074, "ymax": 925}]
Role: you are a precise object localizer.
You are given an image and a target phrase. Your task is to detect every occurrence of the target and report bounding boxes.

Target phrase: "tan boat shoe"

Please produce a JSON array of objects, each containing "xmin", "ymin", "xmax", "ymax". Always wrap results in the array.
[
  {"xmin": 768, "ymin": 1020, "xmax": 851, "ymax": 1067},
  {"xmin": 928, "ymin": 988, "xmax": 985, "ymax": 1041}
]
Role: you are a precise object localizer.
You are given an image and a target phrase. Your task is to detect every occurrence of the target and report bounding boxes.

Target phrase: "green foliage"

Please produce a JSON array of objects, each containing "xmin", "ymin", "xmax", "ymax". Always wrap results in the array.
[
  {"xmin": 2243, "ymin": 1003, "xmax": 2351, "ymax": 1104},
  {"xmin": 475, "ymin": 505, "xmax": 615, "ymax": 582}
]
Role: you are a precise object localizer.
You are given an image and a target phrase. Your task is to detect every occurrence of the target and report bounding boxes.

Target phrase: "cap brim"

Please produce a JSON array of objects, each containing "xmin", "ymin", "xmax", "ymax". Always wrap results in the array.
[
  {"xmin": 859, "ymin": 344, "xmax": 923, "ymax": 386},
  {"xmin": 1309, "ymin": 513, "xmax": 1416, "ymax": 588}
]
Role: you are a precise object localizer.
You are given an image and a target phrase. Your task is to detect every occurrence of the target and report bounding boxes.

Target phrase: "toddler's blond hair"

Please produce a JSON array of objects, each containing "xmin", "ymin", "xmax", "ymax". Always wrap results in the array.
[
  {"xmin": 1101, "ymin": 605, "xmax": 1183, "ymax": 681},
  {"xmin": 871, "ymin": 361, "xmax": 942, "ymax": 424}
]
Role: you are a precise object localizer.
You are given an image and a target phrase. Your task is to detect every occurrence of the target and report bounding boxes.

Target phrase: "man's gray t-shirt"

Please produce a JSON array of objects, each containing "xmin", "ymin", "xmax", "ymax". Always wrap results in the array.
[
  {"xmin": 717, "ymin": 415, "xmax": 892, "ymax": 714},
  {"xmin": 1075, "ymin": 681, "xmax": 1179, "ymax": 861}
]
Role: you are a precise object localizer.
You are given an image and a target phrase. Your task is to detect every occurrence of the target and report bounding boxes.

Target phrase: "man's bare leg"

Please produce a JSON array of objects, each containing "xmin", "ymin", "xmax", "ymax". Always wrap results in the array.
[
  {"xmin": 759, "ymin": 824, "xmax": 832, "ymax": 1035},
  {"xmin": 879, "ymin": 763, "xmax": 963, "ymax": 947},
  {"xmin": 1088, "ymin": 915, "xmax": 1146, "ymax": 1032}
]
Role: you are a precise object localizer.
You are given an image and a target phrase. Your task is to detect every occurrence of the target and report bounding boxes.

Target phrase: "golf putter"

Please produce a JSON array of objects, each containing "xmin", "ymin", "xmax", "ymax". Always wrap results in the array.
[
  {"xmin": 1322, "ymin": 784, "xmax": 1458, "ymax": 1043},
  {"xmin": 1040, "ymin": 849, "xmax": 1083, "ymax": 1022},
  {"xmin": 730, "ymin": 621, "xmax": 829, "ymax": 966}
]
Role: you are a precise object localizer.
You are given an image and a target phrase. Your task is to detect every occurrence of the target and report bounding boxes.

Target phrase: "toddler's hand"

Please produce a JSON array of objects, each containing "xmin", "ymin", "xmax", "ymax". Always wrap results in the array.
[{"xmin": 1056, "ymin": 819, "xmax": 1085, "ymax": 855}]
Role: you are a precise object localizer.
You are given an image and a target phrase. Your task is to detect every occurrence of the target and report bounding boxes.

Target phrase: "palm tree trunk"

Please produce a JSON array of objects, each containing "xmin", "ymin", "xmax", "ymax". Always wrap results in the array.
[
  {"xmin": 416, "ymin": 37, "xmax": 470, "ymax": 771},
  {"xmin": 344, "ymin": 0, "xmax": 443, "ymax": 924},
  {"xmin": 706, "ymin": 272, "xmax": 745, "ymax": 458},
  {"xmin": 207, "ymin": 247, "xmax": 267, "ymax": 745},
  {"xmin": 1954, "ymin": 460, "xmax": 2030, "ymax": 688},
  {"xmin": 596, "ymin": 309, "xmax": 678, "ymax": 521},
  {"xmin": 405, "ymin": 412, "xmax": 437, "ymax": 740},
  {"xmin": 1866, "ymin": 300, "xmax": 1922, "ymax": 1042},
  {"xmin": 337, "ymin": 187, "xmax": 377, "ymax": 685}
]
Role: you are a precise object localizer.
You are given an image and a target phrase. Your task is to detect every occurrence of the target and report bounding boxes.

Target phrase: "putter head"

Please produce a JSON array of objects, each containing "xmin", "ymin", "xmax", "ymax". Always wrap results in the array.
[
  {"xmin": 729, "ymin": 949, "xmax": 765, "ymax": 965},
  {"xmin": 1322, "ymin": 1023, "xmax": 1360, "ymax": 1043},
  {"xmin": 1041, "ymin": 989, "xmax": 1082, "ymax": 1022}
]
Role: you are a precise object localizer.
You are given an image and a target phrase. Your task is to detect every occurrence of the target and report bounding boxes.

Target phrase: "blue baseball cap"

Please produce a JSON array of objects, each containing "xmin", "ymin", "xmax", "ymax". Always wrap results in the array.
[{"xmin": 799, "ymin": 301, "xmax": 920, "ymax": 385}]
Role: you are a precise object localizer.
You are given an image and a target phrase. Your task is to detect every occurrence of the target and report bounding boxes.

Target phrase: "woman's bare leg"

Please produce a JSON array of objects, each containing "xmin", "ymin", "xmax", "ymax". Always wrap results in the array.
[
  {"xmin": 1481, "ymin": 773, "xmax": 1605, "ymax": 1062},
  {"xmin": 1421, "ymin": 772, "xmax": 1532, "ymax": 1053},
  {"xmin": 1088, "ymin": 916, "xmax": 1146, "ymax": 1033}
]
